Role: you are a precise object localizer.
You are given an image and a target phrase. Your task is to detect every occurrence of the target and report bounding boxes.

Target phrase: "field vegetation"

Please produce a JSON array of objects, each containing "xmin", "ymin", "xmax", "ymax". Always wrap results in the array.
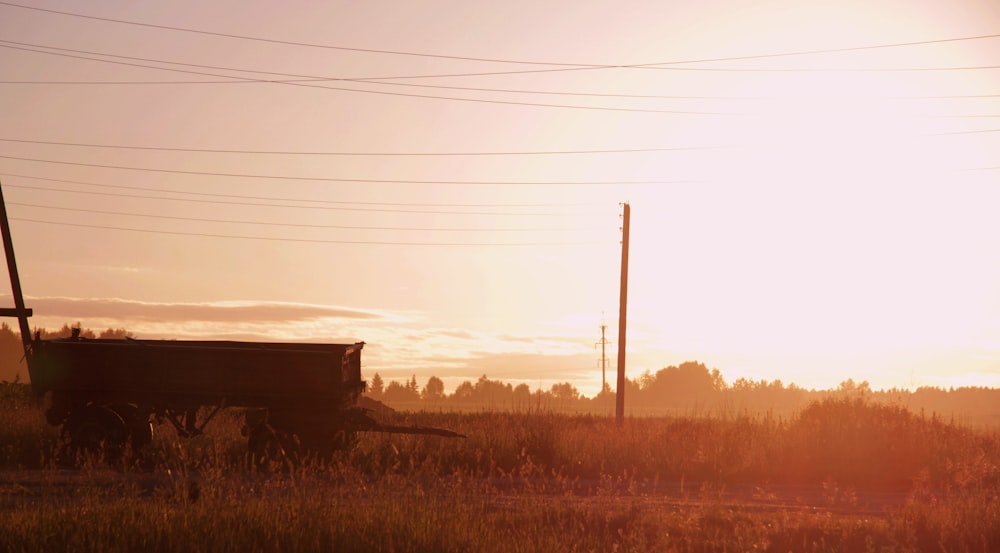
[{"xmin": 2, "ymin": 377, "xmax": 1000, "ymax": 552}]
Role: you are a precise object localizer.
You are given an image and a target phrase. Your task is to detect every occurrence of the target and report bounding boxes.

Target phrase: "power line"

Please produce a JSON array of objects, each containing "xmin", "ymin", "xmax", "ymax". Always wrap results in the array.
[
  {"xmin": 4, "ymin": 38, "xmax": 997, "ymax": 120},
  {"xmin": 644, "ymin": 35, "xmax": 1000, "ymax": 67},
  {"xmin": 0, "ymin": 1, "xmax": 600, "ymax": 68},
  {"xmin": 9, "ymin": 217, "xmax": 599, "ymax": 247},
  {"xmin": 328, "ymin": 81, "xmax": 1000, "ymax": 102},
  {"xmin": 933, "ymin": 128, "xmax": 1000, "ymax": 135},
  {"xmin": 2, "ymin": 183, "xmax": 593, "ymax": 216},
  {"xmin": 0, "ymin": 155, "xmax": 701, "ymax": 185},
  {"xmin": 7, "ymin": 201, "xmax": 587, "ymax": 232},
  {"xmin": 0, "ymin": 42, "xmax": 738, "ymax": 116},
  {"xmin": 3, "ymin": 1, "xmax": 998, "ymax": 71},
  {"xmin": 2, "ymin": 71, "xmax": 998, "ymax": 104},
  {"xmin": 0, "ymin": 137, "xmax": 734, "ymax": 156},
  {"xmin": 5, "ymin": 38, "xmax": 1000, "ymax": 84},
  {"xmin": 641, "ymin": 64, "xmax": 1000, "ymax": 72},
  {"xmin": 0, "ymin": 39, "xmax": 585, "ymax": 83},
  {"xmin": 0, "ymin": 173, "xmax": 599, "ymax": 208}
]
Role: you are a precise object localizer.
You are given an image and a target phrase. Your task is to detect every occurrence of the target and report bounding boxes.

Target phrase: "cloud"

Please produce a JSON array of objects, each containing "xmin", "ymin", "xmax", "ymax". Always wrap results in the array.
[{"xmin": 12, "ymin": 295, "xmax": 385, "ymax": 324}]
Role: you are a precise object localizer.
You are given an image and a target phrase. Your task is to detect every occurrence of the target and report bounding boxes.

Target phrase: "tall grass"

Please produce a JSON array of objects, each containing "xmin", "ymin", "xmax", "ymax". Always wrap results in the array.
[{"xmin": 2, "ymin": 393, "xmax": 999, "ymax": 552}]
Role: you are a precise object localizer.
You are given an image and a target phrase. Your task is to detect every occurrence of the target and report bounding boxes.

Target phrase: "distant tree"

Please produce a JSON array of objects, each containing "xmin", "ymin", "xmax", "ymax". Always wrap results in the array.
[
  {"xmin": 423, "ymin": 376, "xmax": 445, "ymax": 402},
  {"xmin": 512, "ymin": 383, "xmax": 531, "ymax": 409},
  {"xmin": 383, "ymin": 379, "xmax": 420, "ymax": 404},
  {"xmin": 37, "ymin": 323, "xmax": 95, "ymax": 340},
  {"xmin": 472, "ymin": 375, "xmax": 513, "ymax": 407},
  {"xmin": 452, "ymin": 380, "xmax": 475, "ymax": 402},
  {"xmin": 836, "ymin": 379, "xmax": 871, "ymax": 397},
  {"xmin": 638, "ymin": 369, "xmax": 655, "ymax": 390},
  {"xmin": 368, "ymin": 373, "xmax": 384, "ymax": 399},
  {"xmin": 98, "ymin": 328, "xmax": 133, "ymax": 339},
  {"xmin": 550, "ymin": 382, "xmax": 579, "ymax": 403},
  {"xmin": 710, "ymin": 368, "xmax": 726, "ymax": 391},
  {"xmin": 642, "ymin": 361, "xmax": 722, "ymax": 406}
]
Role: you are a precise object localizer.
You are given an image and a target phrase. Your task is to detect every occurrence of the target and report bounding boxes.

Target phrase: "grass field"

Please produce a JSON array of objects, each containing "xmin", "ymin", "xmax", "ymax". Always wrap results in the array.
[{"xmin": 1, "ymin": 383, "xmax": 999, "ymax": 552}]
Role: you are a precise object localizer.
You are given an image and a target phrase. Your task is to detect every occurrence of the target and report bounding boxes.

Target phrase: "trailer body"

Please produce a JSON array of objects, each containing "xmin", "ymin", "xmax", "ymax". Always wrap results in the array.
[
  {"xmin": 29, "ymin": 337, "xmax": 365, "ymax": 412},
  {"xmin": 26, "ymin": 335, "xmax": 377, "ymax": 460}
]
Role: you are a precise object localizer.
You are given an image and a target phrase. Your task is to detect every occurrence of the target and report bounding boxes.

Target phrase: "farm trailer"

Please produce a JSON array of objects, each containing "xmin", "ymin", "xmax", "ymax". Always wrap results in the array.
[{"xmin": 0, "ymin": 182, "xmax": 460, "ymax": 461}]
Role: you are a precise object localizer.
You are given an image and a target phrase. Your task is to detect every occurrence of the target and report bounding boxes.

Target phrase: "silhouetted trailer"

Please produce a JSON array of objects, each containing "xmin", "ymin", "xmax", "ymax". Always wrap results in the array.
[
  {"xmin": 0, "ymin": 182, "xmax": 459, "ymax": 463},
  {"xmin": 28, "ymin": 336, "xmax": 383, "ymax": 459}
]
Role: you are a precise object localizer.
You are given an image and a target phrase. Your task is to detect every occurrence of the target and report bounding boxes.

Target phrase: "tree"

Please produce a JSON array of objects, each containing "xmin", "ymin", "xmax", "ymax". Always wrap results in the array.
[
  {"xmin": 473, "ymin": 375, "xmax": 513, "ymax": 407},
  {"xmin": 452, "ymin": 380, "xmax": 475, "ymax": 402},
  {"xmin": 550, "ymin": 382, "xmax": 579, "ymax": 403},
  {"xmin": 512, "ymin": 383, "xmax": 531, "ymax": 409},
  {"xmin": 98, "ymin": 328, "xmax": 133, "ymax": 339},
  {"xmin": 643, "ymin": 361, "xmax": 721, "ymax": 405},
  {"xmin": 423, "ymin": 376, "xmax": 445, "ymax": 402},
  {"xmin": 368, "ymin": 373, "xmax": 384, "ymax": 399},
  {"xmin": 836, "ymin": 379, "xmax": 871, "ymax": 397},
  {"xmin": 383, "ymin": 379, "xmax": 420, "ymax": 404}
]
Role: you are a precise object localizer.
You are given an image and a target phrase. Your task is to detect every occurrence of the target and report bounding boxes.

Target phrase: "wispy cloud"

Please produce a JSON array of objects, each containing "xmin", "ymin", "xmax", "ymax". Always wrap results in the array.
[{"xmin": 10, "ymin": 295, "xmax": 385, "ymax": 323}]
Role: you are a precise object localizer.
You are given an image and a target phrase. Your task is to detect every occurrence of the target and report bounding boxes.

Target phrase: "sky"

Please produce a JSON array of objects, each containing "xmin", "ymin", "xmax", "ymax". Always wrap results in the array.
[{"xmin": 0, "ymin": 0, "xmax": 998, "ymax": 395}]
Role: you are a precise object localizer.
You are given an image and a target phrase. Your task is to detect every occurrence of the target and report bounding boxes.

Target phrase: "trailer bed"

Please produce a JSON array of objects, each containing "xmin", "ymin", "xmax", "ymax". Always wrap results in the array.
[{"xmin": 29, "ymin": 338, "xmax": 365, "ymax": 409}]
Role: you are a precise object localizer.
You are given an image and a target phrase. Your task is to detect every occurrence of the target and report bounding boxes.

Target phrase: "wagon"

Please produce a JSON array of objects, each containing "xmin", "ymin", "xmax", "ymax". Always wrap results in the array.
[{"xmin": 0, "ymin": 182, "xmax": 459, "ymax": 463}]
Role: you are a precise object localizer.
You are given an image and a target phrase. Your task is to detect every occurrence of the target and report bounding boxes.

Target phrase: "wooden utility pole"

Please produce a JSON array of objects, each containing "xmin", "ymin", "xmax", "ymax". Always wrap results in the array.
[
  {"xmin": 0, "ymin": 181, "xmax": 33, "ymax": 348},
  {"xmin": 616, "ymin": 203, "xmax": 630, "ymax": 425}
]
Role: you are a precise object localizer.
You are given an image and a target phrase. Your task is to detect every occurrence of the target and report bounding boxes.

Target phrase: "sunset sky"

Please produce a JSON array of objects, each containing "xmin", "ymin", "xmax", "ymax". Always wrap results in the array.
[{"xmin": 0, "ymin": 0, "xmax": 998, "ymax": 394}]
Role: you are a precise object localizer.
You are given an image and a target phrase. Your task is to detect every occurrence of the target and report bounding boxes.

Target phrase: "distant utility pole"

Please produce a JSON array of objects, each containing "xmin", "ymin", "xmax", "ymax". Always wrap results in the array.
[
  {"xmin": 616, "ymin": 202, "xmax": 630, "ymax": 425},
  {"xmin": 595, "ymin": 322, "xmax": 610, "ymax": 392}
]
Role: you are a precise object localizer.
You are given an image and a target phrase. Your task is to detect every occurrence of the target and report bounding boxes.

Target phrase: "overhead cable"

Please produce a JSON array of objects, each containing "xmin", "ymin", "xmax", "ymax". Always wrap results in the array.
[
  {"xmin": 0, "ymin": 155, "xmax": 701, "ymax": 185},
  {"xmin": 2, "ymin": 183, "xmax": 593, "ymax": 216},
  {"xmin": 7, "ymin": 202, "xmax": 588, "ymax": 231},
  {"xmin": 2, "ymin": 1, "xmax": 998, "ymax": 70},
  {"xmin": 0, "ymin": 173, "xmax": 600, "ymax": 207},
  {"xmin": 0, "ymin": 42, "xmax": 737, "ymax": 115},
  {"xmin": 9, "ymin": 217, "xmax": 599, "ymax": 247},
  {"xmin": 0, "ymin": 137, "xmax": 734, "ymax": 156}
]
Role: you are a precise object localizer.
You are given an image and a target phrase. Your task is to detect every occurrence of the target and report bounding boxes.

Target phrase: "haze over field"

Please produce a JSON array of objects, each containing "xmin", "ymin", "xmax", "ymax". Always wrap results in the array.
[{"xmin": 1, "ymin": 1, "xmax": 999, "ymax": 394}]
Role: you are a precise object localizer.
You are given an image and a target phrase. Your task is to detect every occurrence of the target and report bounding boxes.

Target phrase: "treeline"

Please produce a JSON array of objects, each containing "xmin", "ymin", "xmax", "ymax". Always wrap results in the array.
[
  {"xmin": 2, "ymin": 324, "xmax": 997, "ymax": 424},
  {"xmin": 370, "ymin": 361, "xmax": 1000, "ymax": 424},
  {"xmin": 0, "ymin": 323, "xmax": 132, "ymax": 382}
]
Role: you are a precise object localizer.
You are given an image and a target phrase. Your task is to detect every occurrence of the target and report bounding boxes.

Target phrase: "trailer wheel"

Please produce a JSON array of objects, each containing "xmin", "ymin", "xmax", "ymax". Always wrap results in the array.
[
  {"xmin": 62, "ymin": 405, "xmax": 128, "ymax": 464},
  {"xmin": 246, "ymin": 423, "xmax": 294, "ymax": 469},
  {"xmin": 329, "ymin": 427, "xmax": 358, "ymax": 452},
  {"xmin": 109, "ymin": 404, "xmax": 154, "ymax": 450}
]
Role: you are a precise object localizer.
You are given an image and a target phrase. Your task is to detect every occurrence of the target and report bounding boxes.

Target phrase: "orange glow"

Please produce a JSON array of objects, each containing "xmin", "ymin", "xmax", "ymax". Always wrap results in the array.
[{"xmin": 0, "ymin": 0, "xmax": 998, "ymax": 393}]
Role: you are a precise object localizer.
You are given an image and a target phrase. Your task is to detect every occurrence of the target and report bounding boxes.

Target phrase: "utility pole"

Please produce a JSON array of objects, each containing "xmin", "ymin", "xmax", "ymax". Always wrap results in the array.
[
  {"xmin": 595, "ymin": 322, "xmax": 610, "ymax": 393},
  {"xmin": 616, "ymin": 202, "xmax": 630, "ymax": 425},
  {"xmin": 0, "ymin": 181, "xmax": 33, "ymax": 349}
]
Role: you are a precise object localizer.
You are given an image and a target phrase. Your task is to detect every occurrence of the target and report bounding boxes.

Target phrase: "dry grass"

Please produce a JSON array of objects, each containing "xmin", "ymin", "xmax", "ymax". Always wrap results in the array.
[{"xmin": 2, "ymin": 391, "xmax": 999, "ymax": 552}]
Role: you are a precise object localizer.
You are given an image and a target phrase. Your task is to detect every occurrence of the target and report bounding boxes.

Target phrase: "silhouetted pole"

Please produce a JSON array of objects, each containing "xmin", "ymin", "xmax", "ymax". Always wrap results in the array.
[
  {"xmin": 616, "ymin": 203, "xmax": 630, "ymax": 425},
  {"xmin": 596, "ymin": 323, "xmax": 609, "ymax": 392},
  {"xmin": 0, "ymin": 181, "xmax": 33, "ymax": 348}
]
